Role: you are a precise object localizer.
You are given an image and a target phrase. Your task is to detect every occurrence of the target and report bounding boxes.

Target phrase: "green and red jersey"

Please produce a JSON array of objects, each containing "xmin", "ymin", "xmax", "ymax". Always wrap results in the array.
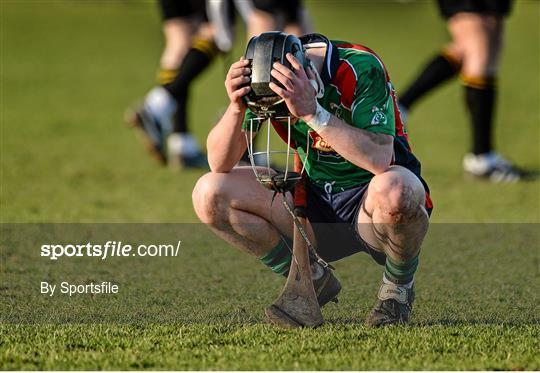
[{"xmin": 242, "ymin": 34, "xmax": 431, "ymax": 206}]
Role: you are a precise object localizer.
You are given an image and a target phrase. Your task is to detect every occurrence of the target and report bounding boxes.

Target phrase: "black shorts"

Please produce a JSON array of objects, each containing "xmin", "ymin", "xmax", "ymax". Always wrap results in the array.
[
  {"xmin": 305, "ymin": 182, "xmax": 387, "ymax": 266},
  {"xmin": 252, "ymin": 0, "xmax": 302, "ymax": 23},
  {"xmin": 158, "ymin": 0, "xmax": 207, "ymax": 21},
  {"xmin": 437, "ymin": 0, "xmax": 513, "ymax": 19}
]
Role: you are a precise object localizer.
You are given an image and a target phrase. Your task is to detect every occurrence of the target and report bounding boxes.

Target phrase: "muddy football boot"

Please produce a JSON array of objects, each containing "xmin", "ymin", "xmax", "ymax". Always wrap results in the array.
[
  {"xmin": 314, "ymin": 267, "xmax": 341, "ymax": 307},
  {"xmin": 166, "ymin": 133, "xmax": 209, "ymax": 170},
  {"xmin": 125, "ymin": 105, "xmax": 168, "ymax": 165},
  {"xmin": 168, "ymin": 151, "xmax": 209, "ymax": 170},
  {"xmin": 365, "ymin": 282, "xmax": 414, "ymax": 327}
]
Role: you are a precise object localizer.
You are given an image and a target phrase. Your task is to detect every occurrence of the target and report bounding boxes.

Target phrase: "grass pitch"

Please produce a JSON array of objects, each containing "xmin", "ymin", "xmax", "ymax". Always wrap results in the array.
[{"xmin": 1, "ymin": 0, "xmax": 539, "ymax": 370}]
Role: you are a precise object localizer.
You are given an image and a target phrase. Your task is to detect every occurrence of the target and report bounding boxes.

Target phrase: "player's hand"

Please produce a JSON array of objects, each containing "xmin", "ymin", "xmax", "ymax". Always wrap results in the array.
[
  {"xmin": 269, "ymin": 53, "xmax": 317, "ymax": 121},
  {"xmin": 225, "ymin": 57, "xmax": 251, "ymax": 114}
]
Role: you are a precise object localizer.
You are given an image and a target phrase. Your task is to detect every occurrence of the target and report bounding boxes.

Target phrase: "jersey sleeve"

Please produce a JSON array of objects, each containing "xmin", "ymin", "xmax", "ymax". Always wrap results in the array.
[{"xmin": 350, "ymin": 55, "xmax": 396, "ymax": 136}]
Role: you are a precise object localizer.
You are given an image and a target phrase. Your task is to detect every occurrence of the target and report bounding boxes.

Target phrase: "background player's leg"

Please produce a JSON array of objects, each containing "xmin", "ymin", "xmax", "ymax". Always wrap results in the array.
[
  {"xmin": 398, "ymin": 3, "xmax": 466, "ymax": 116},
  {"xmin": 125, "ymin": 0, "xmax": 202, "ymax": 165},
  {"xmin": 450, "ymin": 13, "xmax": 497, "ymax": 156},
  {"xmin": 453, "ymin": 14, "xmax": 523, "ymax": 181},
  {"xmin": 160, "ymin": 18, "xmax": 197, "ymax": 71},
  {"xmin": 398, "ymin": 44, "xmax": 462, "ymax": 113},
  {"xmin": 146, "ymin": 1, "xmax": 200, "ymax": 140},
  {"xmin": 282, "ymin": 0, "xmax": 312, "ymax": 37},
  {"xmin": 165, "ymin": 24, "xmax": 218, "ymax": 169},
  {"xmin": 246, "ymin": 9, "xmax": 277, "ymax": 38}
]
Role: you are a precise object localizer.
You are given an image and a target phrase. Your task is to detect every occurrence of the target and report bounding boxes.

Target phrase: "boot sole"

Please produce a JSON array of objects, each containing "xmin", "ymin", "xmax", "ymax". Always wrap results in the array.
[{"xmin": 124, "ymin": 109, "xmax": 167, "ymax": 165}]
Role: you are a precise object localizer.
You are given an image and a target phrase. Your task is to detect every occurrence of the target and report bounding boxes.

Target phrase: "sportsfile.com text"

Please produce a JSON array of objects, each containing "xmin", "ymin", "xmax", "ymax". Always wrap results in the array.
[{"xmin": 40, "ymin": 241, "xmax": 181, "ymax": 260}]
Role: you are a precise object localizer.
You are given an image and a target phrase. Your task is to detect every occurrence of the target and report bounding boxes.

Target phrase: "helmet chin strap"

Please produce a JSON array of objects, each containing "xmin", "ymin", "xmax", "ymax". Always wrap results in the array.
[
  {"xmin": 303, "ymin": 41, "xmax": 327, "ymax": 99},
  {"xmin": 308, "ymin": 59, "xmax": 325, "ymax": 99}
]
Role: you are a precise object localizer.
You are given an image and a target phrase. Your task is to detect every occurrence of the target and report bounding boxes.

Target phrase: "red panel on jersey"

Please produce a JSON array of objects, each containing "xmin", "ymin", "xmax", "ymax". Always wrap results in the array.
[
  {"xmin": 335, "ymin": 42, "xmax": 390, "ymax": 81},
  {"xmin": 332, "ymin": 61, "xmax": 357, "ymax": 109},
  {"xmin": 271, "ymin": 119, "xmax": 297, "ymax": 148}
]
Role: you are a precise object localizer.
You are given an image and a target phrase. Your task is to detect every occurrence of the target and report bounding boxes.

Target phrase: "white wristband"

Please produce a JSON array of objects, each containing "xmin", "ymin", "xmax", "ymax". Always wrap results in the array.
[{"xmin": 305, "ymin": 102, "xmax": 331, "ymax": 133}]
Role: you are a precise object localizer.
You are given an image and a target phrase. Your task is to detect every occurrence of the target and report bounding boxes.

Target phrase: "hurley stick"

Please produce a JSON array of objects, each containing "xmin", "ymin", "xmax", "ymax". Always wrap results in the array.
[{"xmin": 265, "ymin": 152, "xmax": 324, "ymax": 328}]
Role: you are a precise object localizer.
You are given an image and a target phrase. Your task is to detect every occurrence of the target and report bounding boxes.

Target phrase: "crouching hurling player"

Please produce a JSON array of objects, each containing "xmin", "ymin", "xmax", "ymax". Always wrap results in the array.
[{"xmin": 192, "ymin": 32, "xmax": 433, "ymax": 326}]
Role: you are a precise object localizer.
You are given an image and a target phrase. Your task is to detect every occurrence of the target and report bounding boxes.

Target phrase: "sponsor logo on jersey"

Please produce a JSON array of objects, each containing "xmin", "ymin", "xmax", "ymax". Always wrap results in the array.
[
  {"xmin": 308, "ymin": 131, "xmax": 346, "ymax": 164},
  {"xmin": 309, "ymin": 131, "xmax": 334, "ymax": 152}
]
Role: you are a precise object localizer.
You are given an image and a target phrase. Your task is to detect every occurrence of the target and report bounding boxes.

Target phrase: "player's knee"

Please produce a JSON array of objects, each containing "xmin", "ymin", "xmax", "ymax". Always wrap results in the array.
[
  {"xmin": 462, "ymin": 59, "xmax": 495, "ymax": 78},
  {"xmin": 443, "ymin": 43, "xmax": 464, "ymax": 66},
  {"xmin": 369, "ymin": 168, "xmax": 425, "ymax": 222},
  {"xmin": 161, "ymin": 42, "xmax": 189, "ymax": 71},
  {"xmin": 192, "ymin": 172, "xmax": 229, "ymax": 225},
  {"xmin": 461, "ymin": 43, "xmax": 501, "ymax": 77}
]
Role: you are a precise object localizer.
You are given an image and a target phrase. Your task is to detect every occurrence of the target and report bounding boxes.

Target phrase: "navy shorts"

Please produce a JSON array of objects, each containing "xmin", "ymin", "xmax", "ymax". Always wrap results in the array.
[
  {"xmin": 158, "ymin": 0, "xmax": 207, "ymax": 21},
  {"xmin": 305, "ymin": 182, "xmax": 387, "ymax": 266},
  {"xmin": 252, "ymin": 0, "xmax": 302, "ymax": 24},
  {"xmin": 437, "ymin": 0, "xmax": 513, "ymax": 19}
]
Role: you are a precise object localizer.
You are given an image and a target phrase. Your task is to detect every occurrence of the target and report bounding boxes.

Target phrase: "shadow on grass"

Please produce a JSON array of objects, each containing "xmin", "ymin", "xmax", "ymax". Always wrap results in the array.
[
  {"xmin": 322, "ymin": 316, "xmax": 540, "ymax": 328},
  {"xmin": 511, "ymin": 168, "xmax": 539, "ymax": 182}
]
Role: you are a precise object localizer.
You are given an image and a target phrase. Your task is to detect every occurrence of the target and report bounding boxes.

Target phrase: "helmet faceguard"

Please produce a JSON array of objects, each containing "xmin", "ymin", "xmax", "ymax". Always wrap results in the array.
[{"xmin": 242, "ymin": 32, "xmax": 312, "ymax": 194}]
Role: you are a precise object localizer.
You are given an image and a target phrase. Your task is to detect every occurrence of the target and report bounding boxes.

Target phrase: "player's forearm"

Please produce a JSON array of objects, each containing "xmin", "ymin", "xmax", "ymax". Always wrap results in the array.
[
  {"xmin": 317, "ymin": 115, "xmax": 394, "ymax": 175},
  {"xmin": 207, "ymin": 104, "xmax": 247, "ymax": 173}
]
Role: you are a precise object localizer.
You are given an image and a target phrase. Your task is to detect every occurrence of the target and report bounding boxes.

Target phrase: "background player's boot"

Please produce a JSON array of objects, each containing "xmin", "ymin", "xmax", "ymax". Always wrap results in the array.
[
  {"xmin": 463, "ymin": 152, "xmax": 525, "ymax": 183},
  {"xmin": 179, "ymin": 151, "xmax": 209, "ymax": 169},
  {"xmin": 125, "ymin": 87, "xmax": 176, "ymax": 165},
  {"xmin": 167, "ymin": 133, "xmax": 208, "ymax": 170},
  {"xmin": 314, "ymin": 266, "xmax": 341, "ymax": 307},
  {"xmin": 124, "ymin": 104, "xmax": 168, "ymax": 164},
  {"xmin": 365, "ymin": 282, "xmax": 414, "ymax": 327}
]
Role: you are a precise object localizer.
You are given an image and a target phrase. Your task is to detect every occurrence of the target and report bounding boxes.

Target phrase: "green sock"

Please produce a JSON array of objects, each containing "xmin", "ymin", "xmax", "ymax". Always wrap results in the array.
[
  {"xmin": 259, "ymin": 237, "xmax": 292, "ymax": 276},
  {"xmin": 384, "ymin": 254, "xmax": 419, "ymax": 284}
]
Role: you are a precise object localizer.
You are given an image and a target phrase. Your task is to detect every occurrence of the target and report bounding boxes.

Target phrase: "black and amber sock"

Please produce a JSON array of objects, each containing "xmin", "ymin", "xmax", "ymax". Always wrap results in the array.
[
  {"xmin": 156, "ymin": 68, "xmax": 179, "ymax": 86},
  {"xmin": 259, "ymin": 237, "xmax": 293, "ymax": 276},
  {"xmin": 400, "ymin": 50, "xmax": 461, "ymax": 109},
  {"xmin": 163, "ymin": 37, "xmax": 219, "ymax": 133},
  {"xmin": 384, "ymin": 254, "xmax": 419, "ymax": 285},
  {"xmin": 462, "ymin": 75, "xmax": 497, "ymax": 155}
]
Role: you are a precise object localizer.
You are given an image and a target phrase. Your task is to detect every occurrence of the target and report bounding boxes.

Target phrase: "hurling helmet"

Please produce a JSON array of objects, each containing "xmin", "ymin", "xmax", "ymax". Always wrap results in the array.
[{"xmin": 243, "ymin": 32, "xmax": 308, "ymax": 118}]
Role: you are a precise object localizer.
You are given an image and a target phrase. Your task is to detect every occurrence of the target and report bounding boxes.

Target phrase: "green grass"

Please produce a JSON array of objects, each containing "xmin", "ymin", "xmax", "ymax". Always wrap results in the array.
[
  {"xmin": 2, "ymin": 324, "xmax": 537, "ymax": 370},
  {"xmin": 1, "ymin": 0, "xmax": 539, "ymax": 370},
  {"xmin": 1, "ymin": 224, "xmax": 539, "ymax": 370}
]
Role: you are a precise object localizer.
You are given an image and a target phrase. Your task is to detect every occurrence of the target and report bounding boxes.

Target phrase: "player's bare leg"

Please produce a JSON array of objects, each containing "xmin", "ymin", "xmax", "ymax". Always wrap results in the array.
[
  {"xmin": 160, "ymin": 18, "xmax": 197, "ymax": 70},
  {"xmin": 284, "ymin": 7, "xmax": 313, "ymax": 36},
  {"xmin": 246, "ymin": 10, "xmax": 277, "ymax": 38},
  {"xmin": 193, "ymin": 167, "xmax": 294, "ymax": 257},
  {"xmin": 357, "ymin": 165, "xmax": 429, "ymax": 326},
  {"xmin": 192, "ymin": 167, "xmax": 341, "ymax": 306},
  {"xmin": 448, "ymin": 13, "xmax": 502, "ymax": 79}
]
